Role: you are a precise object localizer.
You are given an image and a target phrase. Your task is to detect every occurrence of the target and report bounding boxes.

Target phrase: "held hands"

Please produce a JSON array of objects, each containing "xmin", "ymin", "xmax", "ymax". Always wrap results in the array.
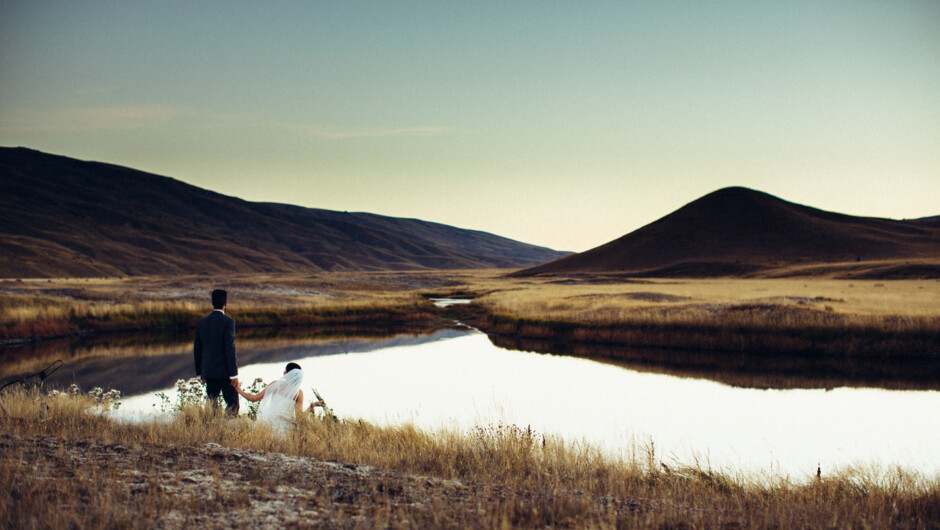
[{"xmin": 230, "ymin": 378, "xmax": 240, "ymax": 389}]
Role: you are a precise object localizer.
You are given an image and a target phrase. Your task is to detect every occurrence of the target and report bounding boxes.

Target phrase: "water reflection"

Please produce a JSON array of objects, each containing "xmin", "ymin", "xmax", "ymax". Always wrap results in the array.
[
  {"xmin": 430, "ymin": 298, "xmax": 472, "ymax": 307},
  {"xmin": 491, "ymin": 334, "xmax": 940, "ymax": 391},
  {"xmin": 3, "ymin": 326, "xmax": 939, "ymax": 478},
  {"xmin": 0, "ymin": 327, "xmax": 466, "ymax": 396}
]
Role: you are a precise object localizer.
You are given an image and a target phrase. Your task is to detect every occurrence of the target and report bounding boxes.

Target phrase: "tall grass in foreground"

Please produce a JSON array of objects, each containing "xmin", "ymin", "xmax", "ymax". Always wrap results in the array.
[{"xmin": 1, "ymin": 388, "xmax": 939, "ymax": 528}]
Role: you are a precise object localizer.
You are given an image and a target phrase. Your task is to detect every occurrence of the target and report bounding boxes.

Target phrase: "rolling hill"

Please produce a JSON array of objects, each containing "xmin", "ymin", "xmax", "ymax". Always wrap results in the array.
[
  {"xmin": 0, "ymin": 147, "xmax": 568, "ymax": 278},
  {"xmin": 514, "ymin": 187, "xmax": 940, "ymax": 278}
]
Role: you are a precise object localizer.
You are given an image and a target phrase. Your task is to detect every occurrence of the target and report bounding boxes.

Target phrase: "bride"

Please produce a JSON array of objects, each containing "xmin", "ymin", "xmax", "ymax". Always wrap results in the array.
[{"xmin": 235, "ymin": 362, "xmax": 323, "ymax": 433}]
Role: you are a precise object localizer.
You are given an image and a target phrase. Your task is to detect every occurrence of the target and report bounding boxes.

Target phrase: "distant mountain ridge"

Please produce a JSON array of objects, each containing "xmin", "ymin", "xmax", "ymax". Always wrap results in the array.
[
  {"xmin": 910, "ymin": 215, "xmax": 940, "ymax": 223},
  {"xmin": 0, "ymin": 147, "xmax": 568, "ymax": 278},
  {"xmin": 515, "ymin": 187, "xmax": 940, "ymax": 278}
]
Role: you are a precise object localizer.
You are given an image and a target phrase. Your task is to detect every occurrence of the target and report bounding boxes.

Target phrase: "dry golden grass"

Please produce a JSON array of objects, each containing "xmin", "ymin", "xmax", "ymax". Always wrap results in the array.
[
  {"xmin": 3, "ymin": 272, "xmax": 937, "ymax": 526},
  {"xmin": 0, "ymin": 273, "xmax": 430, "ymax": 321},
  {"xmin": 1, "ymin": 388, "xmax": 938, "ymax": 528},
  {"xmin": 425, "ymin": 273, "xmax": 940, "ymax": 358},
  {"xmin": 475, "ymin": 277, "xmax": 940, "ymax": 324},
  {"xmin": 5, "ymin": 271, "xmax": 938, "ymax": 323},
  {"xmin": 0, "ymin": 272, "xmax": 452, "ymax": 342},
  {"xmin": 3, "ymin": 270, "xmax": 938, "ymax": 356}
]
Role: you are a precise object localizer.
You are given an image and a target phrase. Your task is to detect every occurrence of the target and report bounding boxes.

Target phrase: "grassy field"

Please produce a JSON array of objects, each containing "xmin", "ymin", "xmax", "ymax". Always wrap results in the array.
[
  {"xmin": 435, "ymin": 274, "xmax": 940, "ymax": 359},
  {"xmin": 2, "ymin": 387, "xmax": 939, "ymax": 528},
  {"xmin": 0, "ymin": 272, "xmax": 456, "ymax": 343},
  {"xmin": 2, "ymin": 272, "xmax": 939, "ymax": 526},
  {"xmin": 476, "ymin": 276, "xmax": 940, "ymax": 321},
  {"xmin": 2, "ymin": 270, "xmax": 938, "ymax": 390}
]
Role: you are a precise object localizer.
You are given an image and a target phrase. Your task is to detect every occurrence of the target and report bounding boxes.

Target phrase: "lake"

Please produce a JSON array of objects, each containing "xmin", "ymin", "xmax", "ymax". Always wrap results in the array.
[{"xmin": 5, "ymin": 322, "xmax": 939, "ymax": 480}]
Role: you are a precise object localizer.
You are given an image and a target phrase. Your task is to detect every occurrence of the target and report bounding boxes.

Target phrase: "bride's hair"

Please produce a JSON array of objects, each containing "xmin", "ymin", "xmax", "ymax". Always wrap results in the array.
[{"xmin": 285, "ymin": 362, "xmax": 301, "ymax": 373}]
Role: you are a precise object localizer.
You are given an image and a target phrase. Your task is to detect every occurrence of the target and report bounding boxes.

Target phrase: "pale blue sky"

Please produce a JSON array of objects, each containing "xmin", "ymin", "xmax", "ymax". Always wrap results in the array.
[{"xmin": 2, "ymin": 1, "xmax": 938, "ymax": 251}]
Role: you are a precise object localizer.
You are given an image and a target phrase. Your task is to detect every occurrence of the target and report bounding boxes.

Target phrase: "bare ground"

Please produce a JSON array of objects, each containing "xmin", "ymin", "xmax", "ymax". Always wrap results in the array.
[{"xmin": 1, "ymin": 434, "xmax": 663, "ymax": 528}]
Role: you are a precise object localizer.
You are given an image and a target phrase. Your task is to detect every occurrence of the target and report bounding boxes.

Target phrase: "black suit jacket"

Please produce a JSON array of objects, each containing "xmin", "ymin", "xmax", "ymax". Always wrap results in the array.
[{"xmin": 194, "ymin": 310, "xmax": 237, "ymax": 379}]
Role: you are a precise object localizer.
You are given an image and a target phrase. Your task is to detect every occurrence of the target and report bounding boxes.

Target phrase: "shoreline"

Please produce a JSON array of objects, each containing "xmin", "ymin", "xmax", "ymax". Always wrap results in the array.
[
  {"xmin": 4, "ymin": 295, "xmax": 938, "ymax": 393},
  {"xmin": 3, "ymin": 273, "xmax": 938, "ymax": 384},
  {"xmin": 6, "ymin": 305, "xmax": 936, "ymax": 360},
  {"xmin": 466, "ymin": 311, "xmax": 939, "ymax": 357},
  {"xmin": 2, "ymin": 391, "xmax": 938, "ymax": 529}
]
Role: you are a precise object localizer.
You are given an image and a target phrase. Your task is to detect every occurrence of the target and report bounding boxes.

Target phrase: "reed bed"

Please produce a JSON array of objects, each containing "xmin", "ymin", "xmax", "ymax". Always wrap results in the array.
[{"xmin": 1, "ymin": 387, "xmax": 938, "ymax": 528}]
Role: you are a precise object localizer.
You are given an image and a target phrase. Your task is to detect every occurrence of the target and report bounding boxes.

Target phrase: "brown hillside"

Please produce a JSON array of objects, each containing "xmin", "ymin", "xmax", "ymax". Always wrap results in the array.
[
  {"xmin": 0, "ymin": 147, "xmax": 568, "ymax": 278},
  {"xmin": 514, "ymin": 187, "xmax": 940, "ymax": 278}
]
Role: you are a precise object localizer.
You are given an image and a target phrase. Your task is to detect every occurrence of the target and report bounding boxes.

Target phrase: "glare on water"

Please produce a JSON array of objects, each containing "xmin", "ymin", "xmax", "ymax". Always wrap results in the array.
[{"xmin": 115, "ymin": 329, "xmax": 940, "ymax": 479}]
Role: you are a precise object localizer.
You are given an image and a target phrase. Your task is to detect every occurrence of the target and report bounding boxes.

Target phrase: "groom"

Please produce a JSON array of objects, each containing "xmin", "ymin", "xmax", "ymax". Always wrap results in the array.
[{"xmin": 194, "ymin": 289, "xmax": 239, "ymax": 415}]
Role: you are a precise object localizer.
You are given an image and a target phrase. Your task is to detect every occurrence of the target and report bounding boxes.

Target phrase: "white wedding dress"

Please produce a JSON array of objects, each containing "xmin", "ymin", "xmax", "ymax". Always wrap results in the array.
[{"xmin": 256, "ymin": 369, "xmax": 303, "ymax": 434}]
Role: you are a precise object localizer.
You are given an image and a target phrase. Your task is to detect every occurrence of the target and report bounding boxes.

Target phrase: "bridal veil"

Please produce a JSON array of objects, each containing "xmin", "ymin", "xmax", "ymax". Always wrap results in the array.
[{"xmin": 257, "ymin": 368, "xmax": 304, "ymax": 432}]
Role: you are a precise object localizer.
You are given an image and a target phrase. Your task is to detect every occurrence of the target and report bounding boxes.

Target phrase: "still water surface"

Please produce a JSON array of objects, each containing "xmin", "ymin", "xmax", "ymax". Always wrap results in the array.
[{"xmin": 96, "ymin": 327, "xmax": 940, "ymax": 480}]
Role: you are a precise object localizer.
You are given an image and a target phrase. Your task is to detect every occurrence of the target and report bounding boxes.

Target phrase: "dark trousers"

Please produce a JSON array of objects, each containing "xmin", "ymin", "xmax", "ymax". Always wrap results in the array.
[{"xmin": 205, "ymin": 378, "xmax": 239, "ymax": 415}]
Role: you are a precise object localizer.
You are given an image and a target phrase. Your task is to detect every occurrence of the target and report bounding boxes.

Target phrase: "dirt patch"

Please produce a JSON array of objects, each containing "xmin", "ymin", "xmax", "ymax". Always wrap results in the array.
[
  {"xmin": 757, "ymin": 296, "xmax": 844, "ymax": 305},
  {"xmin": 566, "ymin": 292, "xmax": 694, "ymax": 303},
  {"xmin": 528, "ymin": 273, "xmax": 657, "ymax": 285},
  {"xmin": 0, "ymin": 434, "xmax": 656, "ymax": 528}
]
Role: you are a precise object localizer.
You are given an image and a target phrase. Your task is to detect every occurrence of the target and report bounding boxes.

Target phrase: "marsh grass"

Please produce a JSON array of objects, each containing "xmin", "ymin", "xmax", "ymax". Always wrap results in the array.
[
  {"xmin": 7, "ymin": 272, "xmax": 936, "ymax": 357},
  {"xmin": 0, "ymin": 273, "xmax": 445, "ymax": 342},
  {"xmin": 474, "ymin": 277, "xmax": 940, "ymax": 326},
  {"xmin": 456, "ymin": 277, "xmax": 940, "ymax": 358},
  {"xmin": 1, "ymin": 389, "xmax": 939, "ymax": 528},
  {"xmin": 4, "ymin": 272, "xmax": 938, "ymax": 398}
]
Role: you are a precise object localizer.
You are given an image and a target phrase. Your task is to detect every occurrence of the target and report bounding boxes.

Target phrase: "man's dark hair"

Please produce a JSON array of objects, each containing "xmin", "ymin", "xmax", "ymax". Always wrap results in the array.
[
  {"xmin": 211, "ymin": 289, "xmax": 227, "ymax": 310},
  {"xmin": 285, "ymin": 362, "xmax": 301, "ymax": 373}
]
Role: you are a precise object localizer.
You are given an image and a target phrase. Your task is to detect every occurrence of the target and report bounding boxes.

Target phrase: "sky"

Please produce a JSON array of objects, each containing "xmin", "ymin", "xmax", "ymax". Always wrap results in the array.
[{"xmin": 2, "ymin": 1, "xmax": 938, "ymax": 252}]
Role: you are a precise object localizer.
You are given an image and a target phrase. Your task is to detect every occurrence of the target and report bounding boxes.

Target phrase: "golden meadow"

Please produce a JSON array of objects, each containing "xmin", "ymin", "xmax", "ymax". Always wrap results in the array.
[
  {"xmin": 2, "ymin": 270, "xmax": 938, "ymax": 387},
  {"xmin": 3, "ymin": 271, "xmax": 938, "ymax": 345},
  {"xmin": 2, "ymin": 271, "xmax": 939, "ymax": 527}
]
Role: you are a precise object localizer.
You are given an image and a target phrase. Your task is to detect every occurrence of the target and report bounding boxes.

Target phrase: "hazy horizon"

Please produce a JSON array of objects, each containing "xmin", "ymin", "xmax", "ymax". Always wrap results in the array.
[{"xmin": 2, "ymin": 2, "xmax": 938, "ymax": 252}]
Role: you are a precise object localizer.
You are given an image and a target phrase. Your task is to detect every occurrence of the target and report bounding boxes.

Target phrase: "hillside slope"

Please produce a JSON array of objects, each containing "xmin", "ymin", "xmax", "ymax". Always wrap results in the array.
[
  {"xmin": 515, "ymin": 187, "xmax": 940, "ymax": 277},
  {"xmin": 0, "ymin": 147, "xmax": 567, "ymax": 278}
]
